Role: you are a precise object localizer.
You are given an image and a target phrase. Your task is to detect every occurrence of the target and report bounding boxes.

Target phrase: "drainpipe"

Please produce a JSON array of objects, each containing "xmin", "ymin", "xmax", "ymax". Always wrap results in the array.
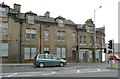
[
  {"xmin": 19, "ymin": 19, "xmax": 23, "ymax": 63},
  {"xmin": 76, "ymin": 27, "xmax": 79, "ymax": 63},
  {"xmin": 39, "ymin": 22, "xmax": 42, "ymax": 54}
]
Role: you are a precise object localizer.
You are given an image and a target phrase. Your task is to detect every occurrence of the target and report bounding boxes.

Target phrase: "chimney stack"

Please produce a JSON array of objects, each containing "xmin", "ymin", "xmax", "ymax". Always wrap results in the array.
[
  {"xmin": 14, "ymin": 3, "xmax": 21, "ymax": 13},
  {"xmin": 44, "ymin": 11, "xmax": 50, "ymax": 18}
]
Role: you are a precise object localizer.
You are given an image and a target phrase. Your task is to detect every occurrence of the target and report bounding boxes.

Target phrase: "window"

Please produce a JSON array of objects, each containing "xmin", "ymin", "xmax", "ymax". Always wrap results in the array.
[
  {"xmin": 56, "ymin": 47, "xmax": 66, "ymax": 59},
  {"xmin": 62, "ymin": 48, "xmax": 66, "ymax": 58},
  {"xmin": 31, "ymin": 47, "xmax": 37, "ymax": 59},
  {"xmin": 0, "ymin": 22, "xmax": 8, "ymax": 34},
  {"xmin": 44, "ymin": 47, "xmax": 49, "ymax": 54},
  {"xmin": 72, "ymin": 32, "xmax": 76, "ymax": 41},
  {"xmin": 24, "ymin": 47, "xmax": 30, "ymax": 59},
  {"xmin": 89, "ymin": 51, "xmax": 92, "ymax": 58},
  {"xmin": 83, "ymin": 36, "xmax": 86, "ymax": 45},
  {"xmin": 0, "ymin": 7, "xmax": 6, "ymax": 17},
  {"xmin": 90, "ymin": 36, "xmax": 93, "ymax": 45},
  {"xmin": 24, "ymin": 47, "xmax": 37, "ymax": 60},
  {"xmin": 58, "ymin": 20, "xmax": 64, "ymax": 27},
  {"xmin": 38, "ymin": 55, "xmax": 45, "ymax": 59},
  {"xmin": 96, "ymin": 52, "xmax": 99, "ymax": 58},
  {"xmin": 61, "ymin": 31, "xmax": 65, "ymax": 41},
  {"xmin": 57, "ymin": 31, "xmax": 61, "ymax": 41},
  {"xmin": 26, "ymin": 28, "xmax": 31, "ymax": 39},
  {"xmin": 80, "ymin": 35, "xmax": 82, "ymax": 44},
  {"xmin": 2, "ymin": 42, "xmax": 8, "ymax": 57},
  {"xmin": 44, "ymin": 30, "xmax": 49, "ymax": 40},
  {"xmin": 46, "ymin": 55, "xmax": 52, "ymax": 59},
  {"xmin": 26, "ymin": 28, "xmax": 36, "ymax": 39},
  {"xmin": 31, "ymin": 28, "xmax": 36, "ymax": 39},
  {"xmin": 28, "ymin": 16, "xmax": 34, "ymax": 24},
  {"xmin": 57, "ymin": 31, "xmax": 65, "ymax": 41},
  {"xmin": 57, "ymin": 47, "xmax": 61, "ymax": 58},
  {"xmin": 96, "ymin": 37, "xmax": 100, "ymax": 45},
  {"xmin": 86, "ymin": 26, "xmax": 94, "ymax": 33}
]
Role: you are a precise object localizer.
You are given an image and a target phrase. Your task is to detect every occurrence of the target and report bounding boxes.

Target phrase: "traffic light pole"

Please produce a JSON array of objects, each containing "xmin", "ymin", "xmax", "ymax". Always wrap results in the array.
[{"xmin": 112, "ymin": 39, "xmax": 114, "ymax": 55}]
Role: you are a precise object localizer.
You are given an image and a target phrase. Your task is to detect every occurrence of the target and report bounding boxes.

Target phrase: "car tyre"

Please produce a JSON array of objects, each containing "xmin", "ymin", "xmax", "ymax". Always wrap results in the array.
[
  {"xmin": 59, "ymin": 62, "xmax": 64, "ymax": 67},
  {"xmin": 39, "ymin": 63, "xmax": 44, "ymax": 68}
]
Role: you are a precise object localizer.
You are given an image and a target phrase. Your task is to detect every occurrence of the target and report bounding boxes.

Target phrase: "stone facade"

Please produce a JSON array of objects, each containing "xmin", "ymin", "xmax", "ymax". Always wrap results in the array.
[{"xmin": 0, "ymin": 3, "xmax": 105, "ymax": 63}]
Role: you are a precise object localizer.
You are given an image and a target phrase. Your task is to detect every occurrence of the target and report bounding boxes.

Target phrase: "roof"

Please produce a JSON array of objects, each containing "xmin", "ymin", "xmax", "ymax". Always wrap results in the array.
[
  {"xmin": 18, "ymin": 13, "xmax": 25, "ymax": 19},
  {"xmin": 25, "ymin": 11, "xmax": 37, "ymax": 15},
  {"xmin": 0, "ymin": 2, "xmax": 9, "ymax": 8},
  {"xmin": 36, "ymin": 16, "xmax": 76, "ymax": 25}
]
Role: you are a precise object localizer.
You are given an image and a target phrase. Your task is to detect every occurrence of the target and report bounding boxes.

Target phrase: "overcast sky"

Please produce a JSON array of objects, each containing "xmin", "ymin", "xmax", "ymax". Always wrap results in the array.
[{"xmin": 1, "ymin": 0, "xmax": 119, "ymax": 43}]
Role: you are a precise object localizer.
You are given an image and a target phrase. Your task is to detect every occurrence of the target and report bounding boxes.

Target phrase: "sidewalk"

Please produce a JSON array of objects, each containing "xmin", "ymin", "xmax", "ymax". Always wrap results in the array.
[{"xmin": 1, "ymin": 62, "xmax": 112, "ymax": 67}]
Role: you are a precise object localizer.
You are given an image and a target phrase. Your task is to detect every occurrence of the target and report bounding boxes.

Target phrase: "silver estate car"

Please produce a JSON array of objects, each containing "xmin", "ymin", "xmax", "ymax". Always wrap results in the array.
[{"xmin": 33, "ymin": 54, "xmax": 67, "ymax": 67}]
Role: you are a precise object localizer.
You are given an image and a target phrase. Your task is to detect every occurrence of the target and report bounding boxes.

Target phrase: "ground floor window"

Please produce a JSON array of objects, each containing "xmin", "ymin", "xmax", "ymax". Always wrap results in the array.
[
  {"xmin": 24, "ymin": 47, "xmax": 37, "ymax": 60},
  {"xmin": 44, "ymin": 47, "xmax": 49, "ymax": 54},
  {"xmin": 89, "ymin": 51, "xmax": 93, "ymax": 58},
  {"xmin": 95, "ymin": 51, "xmax": 99, "ymax": 58},
  {"xmin": 56, "ymin": 47, "xmax": 66, "ymax": 59},
  {"xmin": 2, "ymin": 42, "xmax": 8, "ymax": 57}
]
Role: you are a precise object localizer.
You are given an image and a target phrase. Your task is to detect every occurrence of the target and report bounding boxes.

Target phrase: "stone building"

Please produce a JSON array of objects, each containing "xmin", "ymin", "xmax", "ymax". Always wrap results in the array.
[{"xmin": 0, "ymin": 3, "xmax": 105, "ymax": 63}]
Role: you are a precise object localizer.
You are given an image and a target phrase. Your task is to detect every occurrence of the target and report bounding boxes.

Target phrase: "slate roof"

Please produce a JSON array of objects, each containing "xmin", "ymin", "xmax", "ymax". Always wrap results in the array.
[{"xmin": 37, "ymin": 16, "xmax": 76, "ymax": 25}]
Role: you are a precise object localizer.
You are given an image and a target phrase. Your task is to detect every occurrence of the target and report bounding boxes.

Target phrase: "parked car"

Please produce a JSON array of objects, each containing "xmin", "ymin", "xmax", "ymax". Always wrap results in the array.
[{"xmin": 33, "ymin": 54, "xmax": 67, "ymax": 67}]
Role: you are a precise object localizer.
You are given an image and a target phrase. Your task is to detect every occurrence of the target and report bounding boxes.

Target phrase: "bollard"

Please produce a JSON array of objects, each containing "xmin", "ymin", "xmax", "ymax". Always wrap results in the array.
[{"xmin": 111, "ymin": 60, "xmax": 115, "ymax": 68}]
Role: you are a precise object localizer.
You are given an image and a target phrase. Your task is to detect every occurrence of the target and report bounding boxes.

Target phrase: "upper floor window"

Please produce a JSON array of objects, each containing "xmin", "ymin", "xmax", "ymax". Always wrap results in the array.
[
  {"xmin": 26, "ymin": 28, "xmax": 36, "ymax": 39},
  {"xmin": 83, "ymin": 36, "xmax": 86, "ymax": 45},
  {"xmin": 0, "ymin": 22, "xmax": 8, "ymax": 34},
  {"xmin": 80, "ymin": 35, "xmax": 82, "ymax": 44},
  {"xmin": 28, "ymin": 16, "xmax": 34, "ymax": 24},
  {"xmin": 0, "ymin": 7, "xmax": 6, "ymax": 17},
  {"xmin": 57, "ymin": 31, "xmax": 65, "ymax": 41},
  {"xmin": 96, "ymin": 37, "xmax": 100, "ymax": 45},
  {"xmin": 58, "ymin": 20, "xmax": 64, "ymax": 27},
  {"xmin": 44, "ymin": 29, "xmax": 49, "ymax": 40},
  {"xmin": 86, "ymin": 27, "xmax": 94, "ymax": 33},
  {"xmin": 72, "ymin": 32, "xmax": 76, "ymax": 41},
  {"xmin": 90, "ymin": 36, "xmax": 93, "ymax": 45}
]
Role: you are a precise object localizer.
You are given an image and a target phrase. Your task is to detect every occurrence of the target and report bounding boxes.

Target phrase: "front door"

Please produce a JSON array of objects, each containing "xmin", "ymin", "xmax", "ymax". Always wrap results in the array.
[
  {"xmin": 72, "ymin": 51, "xmax": 76, "ymax": 62},
  {"xmin": 83, "ymin": 53, "xmax": 87, "ymax": 63}
]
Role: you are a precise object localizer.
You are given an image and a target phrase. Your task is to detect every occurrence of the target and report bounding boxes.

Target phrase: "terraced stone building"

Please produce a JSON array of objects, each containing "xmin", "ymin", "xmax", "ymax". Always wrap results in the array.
[{"xmin": 0, "ymin": 2, "xmax": 105, "ymax": 63}]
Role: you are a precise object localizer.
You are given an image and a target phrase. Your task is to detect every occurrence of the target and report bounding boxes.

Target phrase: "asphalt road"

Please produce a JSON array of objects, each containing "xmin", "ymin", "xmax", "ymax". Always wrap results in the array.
[{"xmin": 2, "ymin": 62, "xmax": 120, "ymax": 77}]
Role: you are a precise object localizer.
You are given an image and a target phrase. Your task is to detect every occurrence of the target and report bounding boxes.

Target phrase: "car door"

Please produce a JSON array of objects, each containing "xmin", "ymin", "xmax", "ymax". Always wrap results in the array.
[{"xmin": 45, "ymin": 54, "xmax": 54, "ymax": 66}]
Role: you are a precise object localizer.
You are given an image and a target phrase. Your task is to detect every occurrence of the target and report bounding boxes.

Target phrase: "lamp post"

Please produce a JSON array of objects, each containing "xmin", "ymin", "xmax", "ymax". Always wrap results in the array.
[{"xmin": 94, "ymin": 6, "xmax": 102, "ymax": 63}]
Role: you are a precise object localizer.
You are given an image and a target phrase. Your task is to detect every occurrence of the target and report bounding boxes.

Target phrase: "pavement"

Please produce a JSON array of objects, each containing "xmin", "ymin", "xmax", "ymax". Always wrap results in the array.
[{"xmin": 1, "ymin": 62, "xmax": 119, "ymax": 70}]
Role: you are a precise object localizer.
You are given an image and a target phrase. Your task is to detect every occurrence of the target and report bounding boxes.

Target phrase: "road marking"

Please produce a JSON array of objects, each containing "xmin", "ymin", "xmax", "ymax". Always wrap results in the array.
[
  {"xmin": 97, "ymin": 68, "xmax": 101, "ymax": 71},
  {"xmin": 77, "ymin": 70, "xmax": 80, "ymax": 73},
  {"xmin": 7, "ymin": 73, "xmax": 18, "ymax": 77},
  {"xmin": 51, "ymin": 71, "xmax": 56, "ymax": 74},
  {"xmin": 41, "ymin": 74, "xmax": 50, "ymax": 75}
]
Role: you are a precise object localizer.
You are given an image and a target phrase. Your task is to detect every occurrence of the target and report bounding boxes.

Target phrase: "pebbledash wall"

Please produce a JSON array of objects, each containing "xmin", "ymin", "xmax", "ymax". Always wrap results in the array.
[{"xmin": 0, "ymin": 2, "xmax": 105, "ymax": 63}]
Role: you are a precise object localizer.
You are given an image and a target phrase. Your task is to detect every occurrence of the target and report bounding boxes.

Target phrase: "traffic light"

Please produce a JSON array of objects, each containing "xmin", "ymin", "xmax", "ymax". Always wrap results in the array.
[{"xmin": 108, "ymin": 40, "xmax": 112, "ymax": 49}]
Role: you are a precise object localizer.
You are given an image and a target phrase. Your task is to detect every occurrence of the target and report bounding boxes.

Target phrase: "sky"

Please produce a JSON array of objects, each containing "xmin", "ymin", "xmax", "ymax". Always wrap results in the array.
[{"xmin": 1, "ymin": 0, "xmax": 119, "ymax": 43}]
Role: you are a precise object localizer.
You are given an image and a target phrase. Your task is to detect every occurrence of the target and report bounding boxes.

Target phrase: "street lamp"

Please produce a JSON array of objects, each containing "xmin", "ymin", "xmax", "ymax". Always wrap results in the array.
[{"xmin": 94, "ymin": 6, "xmax": 102, "ymax": 63}]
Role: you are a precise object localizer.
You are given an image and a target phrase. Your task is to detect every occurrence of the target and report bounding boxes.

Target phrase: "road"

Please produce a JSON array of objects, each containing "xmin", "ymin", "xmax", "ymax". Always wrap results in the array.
[{"xmin": 2, "ymin": 62, "xmax": 120, "ymax": 77}]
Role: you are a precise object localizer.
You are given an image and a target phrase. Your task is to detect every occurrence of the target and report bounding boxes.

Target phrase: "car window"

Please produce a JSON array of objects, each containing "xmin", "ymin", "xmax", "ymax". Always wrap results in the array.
[
  {"xmin": 38, "ymin": 55, "xmax": 45, "ymax": 59},
  {"xmin": 46, "ymin": 55, "xmax": 52, "ymax": 59}
]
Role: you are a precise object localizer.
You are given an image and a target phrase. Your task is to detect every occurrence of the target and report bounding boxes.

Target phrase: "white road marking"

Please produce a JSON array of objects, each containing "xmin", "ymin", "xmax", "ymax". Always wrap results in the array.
[
  {"xmin": 51, "ymin": 71, "xmax": 56, "ymax": 74},
  {"xmin": 97, "ymin": 68, "xmax": 101, "ymax": 71},
  {"xmin": 41, "ymin": 74, "xmax": 50, "ymax": 75},
  {"xmin": 7, "ymin": 73, "xmax": 18, "ymax": 77},
  {"xmin": 77, "ymin": 70, "xmax": 80, "ymax": 73}
]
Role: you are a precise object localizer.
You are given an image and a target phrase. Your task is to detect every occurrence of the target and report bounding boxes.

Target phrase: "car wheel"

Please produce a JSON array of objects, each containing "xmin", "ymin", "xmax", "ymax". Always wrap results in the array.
[
  {"xmin": 39, "ymin": 63, "xmax": 44, "ymax": 68},
  {"xmin": 59, "ymin": 62, "xmax": 64, "ymax": 67}
]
